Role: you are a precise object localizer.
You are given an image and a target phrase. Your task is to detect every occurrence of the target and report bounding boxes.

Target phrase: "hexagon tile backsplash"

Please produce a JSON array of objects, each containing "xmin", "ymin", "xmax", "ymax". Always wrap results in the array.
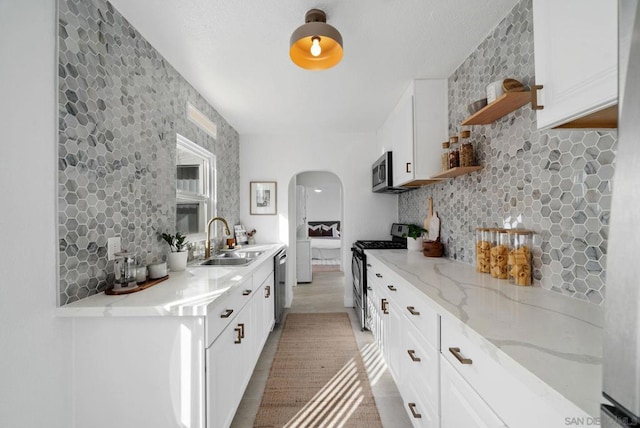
[
  {"xmin": 58, "ymin": 0, "xmax": 240, "ymax": 304},
  {"xmin": 399, "ymin": 0, "xmax": 616, "ymax": 305}
]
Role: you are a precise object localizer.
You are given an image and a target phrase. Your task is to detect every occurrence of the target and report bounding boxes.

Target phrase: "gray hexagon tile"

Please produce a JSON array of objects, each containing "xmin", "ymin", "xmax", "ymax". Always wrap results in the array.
[
  {"xmin": 399, "ymin": 0, "xmax": 616, "ymax": 305},
  {"xmin": 58, "ymin": 0, "xmax": 240, "ymax": 304}
]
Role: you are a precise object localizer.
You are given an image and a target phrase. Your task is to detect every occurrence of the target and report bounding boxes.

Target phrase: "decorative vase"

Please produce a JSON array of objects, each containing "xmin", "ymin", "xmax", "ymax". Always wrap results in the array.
[
  {"xmin": 248, "ymin": 237, "xmax": 256, "ymax": 245},
  {"xmin": 168, "ymin": 251, "xmax": 189, "ymax": 271},
  {"xmin": 407, "ymin": 237, "xmax": 423, "ymax": 251}
]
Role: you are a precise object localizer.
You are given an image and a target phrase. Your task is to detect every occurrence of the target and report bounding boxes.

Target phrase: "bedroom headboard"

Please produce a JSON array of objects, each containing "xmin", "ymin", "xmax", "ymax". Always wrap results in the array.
[{"xmin": 308, "ymin": 221, "xmax": 341, "ymax": 237}]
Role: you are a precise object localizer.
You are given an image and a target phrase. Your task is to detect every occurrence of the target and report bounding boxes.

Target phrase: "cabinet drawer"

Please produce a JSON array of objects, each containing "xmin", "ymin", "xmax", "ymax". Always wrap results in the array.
[
  {"xmin": 441, "ymin": 317, "xmax": 572, "ymax": 428},
  {"xmin": 402, "ymin": 381, "xmax": 438, "ymax": 428},
  {"xmin": 252, "ymin": 259, "xmax": 273, "ymax": 289},
  {"xmin": 391, "ymin": 284, "xmax": 438, "ymax": 349},
  {"xmin": 206, "ymin": 280, "xmax": 254, "ymax": 346},
  {"xmin": 403, "ymin": 321, "xmax": 439, "ymax": 409},
  {"xmin": 441, "ymin": 356, "xmax": 506, "ymax": 428}
]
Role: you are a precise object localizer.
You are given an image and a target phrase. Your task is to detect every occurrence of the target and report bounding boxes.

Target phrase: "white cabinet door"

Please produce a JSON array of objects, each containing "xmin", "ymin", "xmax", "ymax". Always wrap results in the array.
[
  {"xmin": 391, "ymin": 80, "xmax": 448, "ymax": 187},
  {"xmin": 441, "ymin": 357, "xmax": 506, "ymax": 428},
  {"xmin": 533, "ymin": 0, "xmax": 617, "ymax": 129},
  {"xmin": 262, "ymin": 273, "xmax": 275, "ymax": 341},
  {"xmin": 207, "ymin": 320, "xmax": 243, "ymax": 428},
  {"xmin": 392, "ymin": 91, "xmax": 415, "ymax": 187},
  {"xmin": 296, "ymin": 239, "xmax": 312, "ymax": 283}
]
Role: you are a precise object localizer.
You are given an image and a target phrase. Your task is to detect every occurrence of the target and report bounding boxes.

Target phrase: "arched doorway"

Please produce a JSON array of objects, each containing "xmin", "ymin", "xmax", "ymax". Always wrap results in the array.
[{"xmin": 290, "ymin": 171, "xmax": 344, "ymax": 284}]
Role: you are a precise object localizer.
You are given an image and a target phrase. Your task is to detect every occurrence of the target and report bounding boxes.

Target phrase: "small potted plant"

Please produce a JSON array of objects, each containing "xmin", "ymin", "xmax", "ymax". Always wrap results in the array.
[
  {"xmin": 161, "ymin": 232, "xmax": 190, "ymax": 271},
  {"xmin": 405, "ymin": 224, "xmax": 427, "ymax": 251}
]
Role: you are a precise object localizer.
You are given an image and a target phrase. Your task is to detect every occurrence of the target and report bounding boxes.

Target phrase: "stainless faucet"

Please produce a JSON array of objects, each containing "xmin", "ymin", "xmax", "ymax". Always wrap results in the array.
[{"xmin": 205, "ymin": 216, "xmax": 231, "ymax": 259}]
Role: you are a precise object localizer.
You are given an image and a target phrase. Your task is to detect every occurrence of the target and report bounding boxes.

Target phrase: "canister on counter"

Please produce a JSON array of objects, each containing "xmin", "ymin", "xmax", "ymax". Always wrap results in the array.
[
  {"xmin": 508, "ymin": 230, "xmax": 532, "ymax": 286},
  {"xmin": 490, "ymin": 229, "xmax": 509, "ymax": 279},
  {"xmin": 475, "ymin": 228, "xmax": 491, "ymax": 273}
]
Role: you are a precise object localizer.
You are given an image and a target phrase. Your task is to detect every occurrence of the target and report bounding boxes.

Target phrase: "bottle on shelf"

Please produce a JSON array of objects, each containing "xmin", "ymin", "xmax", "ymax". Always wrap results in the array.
[
  {"xmin": 441, "ymin": 141, "xmax": 450, "ymax": 172},
  {"xmin": 459, "ymin": 129, "xmax": 475, "ymax": 167},
  {"xmin": 448, "ymin": 136, "xmax": 460, "ymax": 169}
]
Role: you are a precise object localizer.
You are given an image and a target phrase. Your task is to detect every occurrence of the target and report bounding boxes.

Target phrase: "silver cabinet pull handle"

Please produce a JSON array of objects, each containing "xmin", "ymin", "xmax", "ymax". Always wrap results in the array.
[
  {"xmin": 406, "ymin": 306, "xmax": 420, "ymax": 316},
  {"xmin": 367, "ymin": 287, "xmax": 372, "ymax": 291},
  {"xmin": 449, "ymin": 347, "xmax": 473, "ymax": 365},
  {"xmin": 375, "ymin": 273, "xmax": 383, "ymax": 278},
  {"xmin": 366, "ymin": 263, "xmax": 372, "ymax": 267},
  {"xmin": 406, "ymin": 162, "xmax": 412, "ymax": 173},
  {"xmin": 234, "ymin": 326, "xmax": 242, "ymax": 344},
  {"xmin": 220, "ymin": 309, "xmax": 234, "ymax": 318},
  {"xmin": 242, "ymin": 289, "xmax": 252, "ymax": 296},
  {"xmin": 265, "ymin": 286, "xmax": 270, "ymax": 298},
  {"xmin": 381, "ymin": 298, "xmax": 389, "ymax": 314},
  {"xmin": 408, "ymin": 403, "xmax": 422, "ymax": 418},
  {"xmin": 387, "ymin": 285, "xmax": 397, "ymax": 291},
  {"xmin": 407, "ymin": 350, "xmax": 421, "ymax": 362}
]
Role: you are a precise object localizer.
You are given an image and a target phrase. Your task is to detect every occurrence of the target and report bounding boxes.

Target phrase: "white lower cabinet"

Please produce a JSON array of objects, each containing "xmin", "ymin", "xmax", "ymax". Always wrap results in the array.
[
  {"xmin": 440, "ymin": 356, "xmax": 506, "ymax": 428},
  {"xmin": 71, "ymin": 258, "xmax": 276, "ymax": 428}
]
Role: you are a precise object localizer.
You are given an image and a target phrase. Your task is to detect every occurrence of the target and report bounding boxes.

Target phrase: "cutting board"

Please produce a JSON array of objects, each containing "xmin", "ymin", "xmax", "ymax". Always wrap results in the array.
[
  {"xmin": 428, "ymin": 211, "xmax": 440, "ymax": 241},
  {"xmin": 424, "ymin": 197, "xmax": 433, "ymax": 231}
]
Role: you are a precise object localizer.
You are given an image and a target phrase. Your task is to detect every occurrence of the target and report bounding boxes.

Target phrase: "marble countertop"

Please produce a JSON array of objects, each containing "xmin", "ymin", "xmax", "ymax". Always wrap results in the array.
[
  {"xmin": 57, "ymin": 244, "xmax": 284, "ymax": 317},
  {"xmin": 366, "ymin": 249, "xmax": 603, "ymax": 418}
]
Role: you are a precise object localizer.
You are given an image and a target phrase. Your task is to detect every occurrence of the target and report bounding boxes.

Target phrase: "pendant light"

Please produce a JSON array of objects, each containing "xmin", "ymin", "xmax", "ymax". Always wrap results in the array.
[{"xmin": 290, "ymin": 9, "xmax": 343, "ymax": 70}]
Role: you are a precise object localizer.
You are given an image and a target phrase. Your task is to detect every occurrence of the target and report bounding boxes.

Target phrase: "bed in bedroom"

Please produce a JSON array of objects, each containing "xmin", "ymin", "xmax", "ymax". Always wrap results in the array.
[{"xmin": 307, "ymin": 221, "xmax": 341, "ymax": 261}]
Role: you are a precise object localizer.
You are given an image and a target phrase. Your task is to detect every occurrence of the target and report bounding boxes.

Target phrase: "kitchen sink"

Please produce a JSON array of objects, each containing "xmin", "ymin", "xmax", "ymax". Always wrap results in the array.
[
  {"xmin": 200, "ymin": 257, "xmax": 254, "ymax": 266},
  {"xmin": 197, "ymin": 250, "xmax": 264, "ymax": 267}
]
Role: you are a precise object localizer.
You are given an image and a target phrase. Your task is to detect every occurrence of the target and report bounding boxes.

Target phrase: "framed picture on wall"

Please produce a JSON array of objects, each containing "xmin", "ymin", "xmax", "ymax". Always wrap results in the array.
[{"xmin": 250, "ymin": 181, "xmax": 277, "ymax": 215}]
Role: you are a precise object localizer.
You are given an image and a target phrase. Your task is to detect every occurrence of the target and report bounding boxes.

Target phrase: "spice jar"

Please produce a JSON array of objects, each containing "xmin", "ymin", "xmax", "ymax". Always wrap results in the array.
[
  {"xmin": 490, "ymin": 229, "xmax": 509, "ymax": 279},
  {"xmin": 448, "ymin": 136, "xmax": 460, "ymax": 169},
  {"xmin": 475, "ymin": 228, "xmax": 491, "ymax": 273},
  {"xmin": 441, "ymin": 142, "xmax": 450, "ymax": 172},
  {"xmin": 508, "ymin": 230, "xmax": 532, "ymax": 286},
  {"xmin": 460, "ymin": 130, "xmax": 475, "ymax": 167}
]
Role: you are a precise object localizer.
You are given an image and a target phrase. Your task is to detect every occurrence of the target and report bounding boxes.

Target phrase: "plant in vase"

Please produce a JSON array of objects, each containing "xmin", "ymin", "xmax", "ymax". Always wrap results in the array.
[
  {"xmin": 405, "ymin": 224, "xmax": 427, "ymax": 251},
  {"xmin": 247, "ymin": 229, "xmax": 257, "ymax": 245},
  {"xmin": 161, "ymin": 232, "xmax": 190, "ymax": 271}
]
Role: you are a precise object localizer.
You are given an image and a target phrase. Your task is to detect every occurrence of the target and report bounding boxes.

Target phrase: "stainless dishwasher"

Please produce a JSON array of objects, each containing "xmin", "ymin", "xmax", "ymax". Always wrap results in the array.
[{"xmin": 274, "ymin": 248, "xmax": 287, "ymax": 325}]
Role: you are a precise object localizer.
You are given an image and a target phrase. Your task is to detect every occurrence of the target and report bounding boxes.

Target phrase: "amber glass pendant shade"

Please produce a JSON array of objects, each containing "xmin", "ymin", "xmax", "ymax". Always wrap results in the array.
[{"xmin": 290, "ymin": 9, "xmax": 343, "ymax": 70}]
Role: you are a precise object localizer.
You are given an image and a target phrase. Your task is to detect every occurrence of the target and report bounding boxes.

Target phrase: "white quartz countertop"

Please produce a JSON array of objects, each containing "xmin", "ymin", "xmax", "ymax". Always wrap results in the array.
[
  {"xmin": 57, "ymin": 244, "xmax": 284, "ymax": 318},
  {"xmin": 366, "ymin": 249, "xmax": 603, "ymax": 418}
]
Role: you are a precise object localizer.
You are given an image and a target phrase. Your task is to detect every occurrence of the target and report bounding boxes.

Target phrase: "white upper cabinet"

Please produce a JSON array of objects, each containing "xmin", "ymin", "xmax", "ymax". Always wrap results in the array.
[
  {"xmin": 379, "ymin": 79, "xmax": 447, "ymax": 188},
  {"xmin": 533, "ymin": 0, "xmax": 618, "ymax": 129}
]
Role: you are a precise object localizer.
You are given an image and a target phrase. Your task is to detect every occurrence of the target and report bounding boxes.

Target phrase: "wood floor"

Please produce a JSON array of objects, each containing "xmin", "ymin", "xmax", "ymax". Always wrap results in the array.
[{"xmin": 230, "ymin": 271, "xmax": 412, "ymax": 427}]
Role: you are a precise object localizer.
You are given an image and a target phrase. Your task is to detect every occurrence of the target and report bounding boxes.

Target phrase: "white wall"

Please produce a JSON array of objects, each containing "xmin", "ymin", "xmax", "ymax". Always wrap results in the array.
[
  {"xmin": 0, "ymin": 1, "xmax": 72, "ymax": 427},
  {"xmin": 239, "ymin": 132, "xmax": 398, "ymax": 306},
  {"xmin": 297, "ymin": 171, "xmax": 342, "ymax": 222}
]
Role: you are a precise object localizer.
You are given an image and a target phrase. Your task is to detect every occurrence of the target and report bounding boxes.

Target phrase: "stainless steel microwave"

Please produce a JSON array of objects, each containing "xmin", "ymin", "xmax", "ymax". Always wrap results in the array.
[{"xmin": 372, "ymin": 152, "xmax": 408, "ymax": 194}]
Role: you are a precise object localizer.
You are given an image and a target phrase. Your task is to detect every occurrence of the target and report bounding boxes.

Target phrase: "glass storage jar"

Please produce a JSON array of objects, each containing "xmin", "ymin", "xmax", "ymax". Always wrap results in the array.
[
  {"xmin": 475, "ymin": 228, "xmax": 491, "ymax": 273},
  {"xmin": 490, "ymin": 229, "xmax": 509, "ymax": 279},
  {"xmin": 459, "ymin": 130, "xmax": 475, "ymax": 167},
  {"xmin": 508, "ymin": 230, "xmax": 532, "ymax": 286},
  {"xmin": 448, "ymin": 136, "xmax": 460, "ymax": 169},
  {"xmin": 441, "ymin": 142, "xmax": 450, "ymax": 172}
]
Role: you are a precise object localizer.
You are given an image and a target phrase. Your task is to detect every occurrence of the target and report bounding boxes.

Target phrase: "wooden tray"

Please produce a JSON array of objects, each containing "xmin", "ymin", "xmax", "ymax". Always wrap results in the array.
[{"xmin": 105, "ymin": 275, "xmax": 169, "ymax": 295}]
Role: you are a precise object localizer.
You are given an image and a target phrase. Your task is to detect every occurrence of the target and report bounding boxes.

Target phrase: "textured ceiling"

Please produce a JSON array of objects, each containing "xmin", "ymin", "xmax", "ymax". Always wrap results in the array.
[{"xmin": 108, "ymin": 0, "xmax": 519, "ymax": 135}]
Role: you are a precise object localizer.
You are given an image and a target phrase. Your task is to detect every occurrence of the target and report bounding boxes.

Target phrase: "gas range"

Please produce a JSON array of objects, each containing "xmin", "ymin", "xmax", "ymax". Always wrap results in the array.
[
  {"xmin": 351, "ymin": 223, "xmax": 408, "ymax": 331},
  {"xmin": 354, "ymin": 240, "xmax": 407, "ymax": 250}
]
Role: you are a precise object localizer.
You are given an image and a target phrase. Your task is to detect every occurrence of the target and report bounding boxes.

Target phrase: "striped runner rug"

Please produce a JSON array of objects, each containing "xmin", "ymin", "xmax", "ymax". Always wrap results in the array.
[{"xmin": 253, "ymin": 313, "xmax": 383, "ymax": 428}]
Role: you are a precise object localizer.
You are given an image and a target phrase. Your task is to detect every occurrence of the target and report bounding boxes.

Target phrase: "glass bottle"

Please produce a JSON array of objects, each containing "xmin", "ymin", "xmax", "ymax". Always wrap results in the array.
[
  {"xmin": 475, "ymin": 228, "xmax": 490, "ymax": 273},
  {"xmin": 441, "ymin": 142, "xmax": 450, "ymax": 172},
  {"xmin": 448, "ymin": 136, "xmax": 460, "ymax": 169},
  {"xmin": 490, "ymin": 229, "xmax": 509, "ymax": 279},
  {"xmin": 508, "ymin": 230, "xmax": 532, "ymax": 286}
]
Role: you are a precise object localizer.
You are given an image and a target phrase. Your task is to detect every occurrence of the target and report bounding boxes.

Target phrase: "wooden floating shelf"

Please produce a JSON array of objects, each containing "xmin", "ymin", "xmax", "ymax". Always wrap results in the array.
[
  {"xmin": 430, "ymin": 166, "xmax": 483, "ymax": 180},
  {"xmin": 461, "ymin": 91, "xmax": 531, "ymax": 125}
]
